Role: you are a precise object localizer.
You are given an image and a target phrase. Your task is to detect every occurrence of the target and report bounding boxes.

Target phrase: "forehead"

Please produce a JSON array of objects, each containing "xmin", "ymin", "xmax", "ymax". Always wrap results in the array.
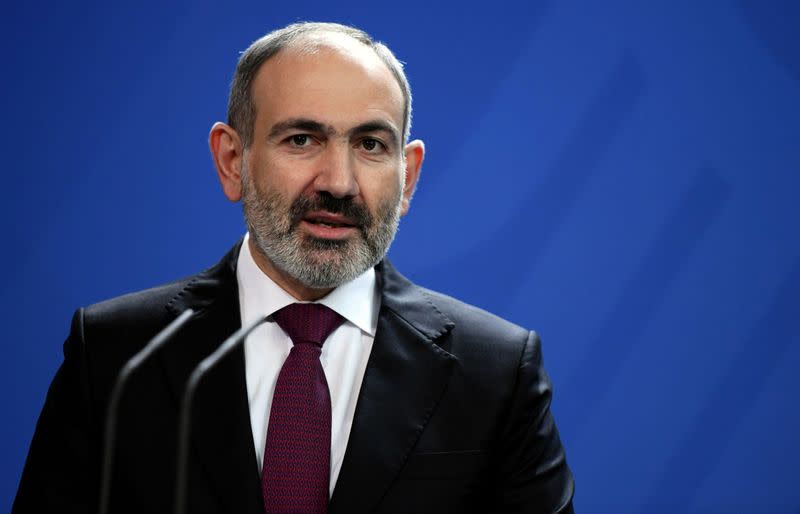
[{"xmin": 250, "ymin": 35, "xmax": 405, "ymax": 133}]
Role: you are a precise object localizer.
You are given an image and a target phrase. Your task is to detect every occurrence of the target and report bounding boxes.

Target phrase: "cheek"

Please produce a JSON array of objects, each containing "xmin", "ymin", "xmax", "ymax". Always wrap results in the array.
[
  {"xmin": 357, "ymin": 166, "xmax": 404, "ymax": 208},
  {"xmin": 251, "ymin": 153, "xmax": 312, "ymax": 197}
]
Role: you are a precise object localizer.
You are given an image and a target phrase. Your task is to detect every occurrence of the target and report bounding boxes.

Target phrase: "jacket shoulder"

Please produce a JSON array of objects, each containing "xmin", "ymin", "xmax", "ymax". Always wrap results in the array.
[
  {"xmin": 82, "ymin": 240, "xmax": 241, "ymax": 330},
  {"xmin": 377, "ymin": 260, "xmax": 534, "ymax": 362},
  {"xmin": 414, "ymin": 286, "xmax": 536, "ymax": 377},
  {"xmin": 421, "ymin": 286, "xmax": 531, "ymax": 342},
  {"xmin": 77, "ymin": 270, "xmax": 215, "ymax": 368},
  {"xmin": 82, "ymin": 274, "xmax": 196, "ymax": 330}
]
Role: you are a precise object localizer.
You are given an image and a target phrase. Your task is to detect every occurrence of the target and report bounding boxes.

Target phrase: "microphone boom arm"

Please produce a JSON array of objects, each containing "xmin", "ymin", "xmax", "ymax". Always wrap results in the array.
[
  {"xmin": 174, "ymin": 315, "xmax": 269, "ymax": 514},
  {"xmin": 98, "ymin": 308, "xmax": 195, "ymax": 514}
]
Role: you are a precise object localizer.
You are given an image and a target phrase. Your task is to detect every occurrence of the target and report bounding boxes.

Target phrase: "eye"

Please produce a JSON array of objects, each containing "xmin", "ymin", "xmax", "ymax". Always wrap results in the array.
[
  {"xmin": 288, "ymin": 134, "xmax": 312, "ymax": 147},
  {"xmin": 360, "ymin": 138, "xmax": 385, "ymax": 153}
]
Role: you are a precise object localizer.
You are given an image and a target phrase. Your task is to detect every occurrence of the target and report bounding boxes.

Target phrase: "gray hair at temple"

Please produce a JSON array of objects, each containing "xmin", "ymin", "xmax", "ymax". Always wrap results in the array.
[{"xmin": 227, "ymin": 22, "xmax": 413, "ymax": 149}]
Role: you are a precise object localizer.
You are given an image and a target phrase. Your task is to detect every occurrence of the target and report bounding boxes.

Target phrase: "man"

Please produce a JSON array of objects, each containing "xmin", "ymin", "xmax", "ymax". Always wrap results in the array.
[{"xmin": 14, "ymin": 22, "xmax": 574, "ymax": 513}]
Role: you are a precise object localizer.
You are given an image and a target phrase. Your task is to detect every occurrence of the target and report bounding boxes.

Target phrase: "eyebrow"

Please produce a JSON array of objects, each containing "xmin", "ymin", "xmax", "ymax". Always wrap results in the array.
[
  {"xmin": 267, "ymin": 118, "xmax": 334, "ymax": 139},
  {"xmin": 267, "ymin": 117, "xmax": 400, "ymax": 148}
]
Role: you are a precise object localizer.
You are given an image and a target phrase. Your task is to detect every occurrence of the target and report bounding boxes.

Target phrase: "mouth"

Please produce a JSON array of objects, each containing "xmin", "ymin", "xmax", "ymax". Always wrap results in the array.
[{"xmin": 300, "ymin": 211, "xmax": 360, "ymax": 239}]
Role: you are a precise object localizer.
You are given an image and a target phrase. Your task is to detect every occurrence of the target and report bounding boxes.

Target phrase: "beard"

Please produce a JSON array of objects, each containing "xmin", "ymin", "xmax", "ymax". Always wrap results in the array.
[{"xmin": 241, "ymin": 165, "xmax": 403, "ymax": 289}]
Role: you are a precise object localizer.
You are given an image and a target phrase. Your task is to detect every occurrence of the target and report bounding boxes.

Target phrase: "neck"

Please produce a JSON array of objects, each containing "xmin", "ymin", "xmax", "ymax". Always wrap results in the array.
[{"xmin": 247, "ymin": 238, "xmax": 333, "ymax": 301}]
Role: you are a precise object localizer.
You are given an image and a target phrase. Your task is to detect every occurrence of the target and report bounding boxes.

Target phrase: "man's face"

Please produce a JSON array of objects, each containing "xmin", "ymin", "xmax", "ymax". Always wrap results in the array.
[{"xmin": 240, "ymin": 38, "xmax": 411, "ymax": 289}]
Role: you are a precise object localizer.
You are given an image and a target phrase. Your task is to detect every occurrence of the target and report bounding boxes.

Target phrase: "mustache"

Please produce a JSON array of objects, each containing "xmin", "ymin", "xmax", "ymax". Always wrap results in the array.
[{"xmin": 289, "ymin": 194, "xmax": 373, "ymax": 229}]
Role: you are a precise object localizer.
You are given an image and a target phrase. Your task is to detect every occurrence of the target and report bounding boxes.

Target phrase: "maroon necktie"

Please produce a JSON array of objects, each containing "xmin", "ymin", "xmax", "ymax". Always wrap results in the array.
[{"xmin": 262, "ymin": 303, "xmax": 344, "ymax": 513}]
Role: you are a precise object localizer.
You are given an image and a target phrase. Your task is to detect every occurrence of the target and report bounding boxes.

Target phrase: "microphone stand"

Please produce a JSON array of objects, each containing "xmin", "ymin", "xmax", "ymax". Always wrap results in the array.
[
  {"xmin": 174, "ymin": 315, "xmax": 269, "ymax": 514},
  {"xmin": 98, "ymin": 308, "xmax": 195, "ymax": 514}
]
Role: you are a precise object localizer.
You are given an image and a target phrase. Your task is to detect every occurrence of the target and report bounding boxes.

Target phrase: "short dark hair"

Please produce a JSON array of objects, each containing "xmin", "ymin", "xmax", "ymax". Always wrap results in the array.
[{"xmin": 227, "ymin": 22, "xmax": 412, "ymax": 148}]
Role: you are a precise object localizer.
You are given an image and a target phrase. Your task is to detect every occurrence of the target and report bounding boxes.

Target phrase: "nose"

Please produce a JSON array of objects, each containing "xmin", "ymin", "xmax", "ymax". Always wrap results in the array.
[{"xmin": 313, "ymin": 141, "xmax": 360, "ymax": 199}]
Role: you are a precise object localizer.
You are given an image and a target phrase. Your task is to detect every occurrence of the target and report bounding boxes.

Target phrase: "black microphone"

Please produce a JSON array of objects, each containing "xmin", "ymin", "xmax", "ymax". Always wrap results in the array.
[
  {"xmin": 174, "ymin": 315, "xmax": 270, "ymax": 514},
  {"xmin": 98, "ymin": 308, "xmax": 195, "ymax": 514}
]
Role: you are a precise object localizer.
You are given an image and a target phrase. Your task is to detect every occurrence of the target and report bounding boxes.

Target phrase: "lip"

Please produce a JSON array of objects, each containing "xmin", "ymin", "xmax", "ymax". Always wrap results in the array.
[
  {"xmin": 303, "ymin": 211, "xmax": 358, "ymax": 227},
  {"xmin": 300, "ymin": 211, "xmax": 359, "ymax": 240}
]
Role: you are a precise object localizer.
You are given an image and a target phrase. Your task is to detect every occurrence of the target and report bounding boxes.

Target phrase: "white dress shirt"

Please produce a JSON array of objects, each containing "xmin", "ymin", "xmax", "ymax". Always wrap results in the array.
[{"xmin": 236, "ymin": 233, "xmax": 379, "ymax": 495}]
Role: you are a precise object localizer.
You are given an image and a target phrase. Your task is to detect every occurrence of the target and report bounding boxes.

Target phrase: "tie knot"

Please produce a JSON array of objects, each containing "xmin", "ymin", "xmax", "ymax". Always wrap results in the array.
[{"xmin": 272, "ymin": 303, "xmax": 344, "ymax": 348}]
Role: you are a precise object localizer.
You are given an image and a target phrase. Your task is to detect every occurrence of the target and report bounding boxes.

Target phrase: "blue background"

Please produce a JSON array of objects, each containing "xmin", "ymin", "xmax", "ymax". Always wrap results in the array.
[{"xmin": 2, "ymin": 1, "xmax": 799, "ymax": 512}]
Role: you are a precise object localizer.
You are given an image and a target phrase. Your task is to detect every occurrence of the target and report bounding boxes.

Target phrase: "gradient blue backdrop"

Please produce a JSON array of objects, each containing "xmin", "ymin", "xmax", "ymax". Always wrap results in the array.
[{"xmin": 2, "ymin": 1, "xmax": 799, "ymax": 512}]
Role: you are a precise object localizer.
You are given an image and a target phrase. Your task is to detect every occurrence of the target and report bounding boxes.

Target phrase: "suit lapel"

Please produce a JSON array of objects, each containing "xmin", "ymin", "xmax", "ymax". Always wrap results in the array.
[
  {"xmin": 329, "ymin": 261, "xmax": 457, "ymax": 514},
  {"xmin": 160, "ymin": 242, "xmax": 263, "ymax": 513}
]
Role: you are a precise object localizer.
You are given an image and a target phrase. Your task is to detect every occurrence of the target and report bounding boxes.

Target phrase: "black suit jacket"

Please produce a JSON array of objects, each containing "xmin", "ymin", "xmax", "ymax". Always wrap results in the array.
[{"xmin": 14, "ymin": 242, "xmax": 574, "ymax": 513}]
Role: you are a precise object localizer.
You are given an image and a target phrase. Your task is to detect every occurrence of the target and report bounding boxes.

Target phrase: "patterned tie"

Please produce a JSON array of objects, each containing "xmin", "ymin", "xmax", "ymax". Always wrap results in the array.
[{"xmin": 262, "ymin": 303, "xmax": 344, "ymax": 513}]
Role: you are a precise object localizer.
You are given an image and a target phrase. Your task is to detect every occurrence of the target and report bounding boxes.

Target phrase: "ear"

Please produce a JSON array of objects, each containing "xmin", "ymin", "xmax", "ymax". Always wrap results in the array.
[
  {"xmin": 400, "ymin": 139, "xmax": 425, "ymax": 216},
  {"xmin": 209, "ymin": 122, "xmax": 244, "ymax": 202}
]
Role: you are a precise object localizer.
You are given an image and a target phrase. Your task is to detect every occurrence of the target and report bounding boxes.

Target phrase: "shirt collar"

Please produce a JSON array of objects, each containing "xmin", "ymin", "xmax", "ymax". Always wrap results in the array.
[{"xmin": 237, "ymin": 233, "xmax": 379, "ymax": 337}]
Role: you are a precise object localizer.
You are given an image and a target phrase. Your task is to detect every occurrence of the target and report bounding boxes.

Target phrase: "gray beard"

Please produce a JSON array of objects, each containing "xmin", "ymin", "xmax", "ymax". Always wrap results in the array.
[{"xmin": 240, "ymin": 166, "xmax": 402, "ymax": 289}]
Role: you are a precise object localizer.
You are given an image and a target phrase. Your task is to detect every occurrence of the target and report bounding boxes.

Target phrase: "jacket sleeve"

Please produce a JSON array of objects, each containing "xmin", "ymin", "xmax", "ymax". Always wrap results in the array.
[
  {"xmin": 13, "ymin": 308, "xmax": 99, "ymax": 514},
  {"xmin": 492, "ymin": 331, "xmax": 575, "ymax": 513}
]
